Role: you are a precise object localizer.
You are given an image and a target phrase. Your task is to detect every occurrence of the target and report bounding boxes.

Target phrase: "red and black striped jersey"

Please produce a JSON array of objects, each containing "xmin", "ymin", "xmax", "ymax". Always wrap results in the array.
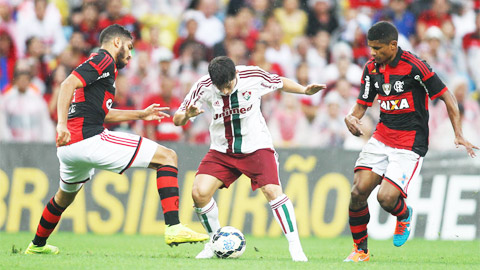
[
  {"xmin": 357, "ymin": 47, "xmax": 447, "ymax": 156},
  {"xmin": 67, "ymin": 49, "xmax": 117, "ymax": 145}
]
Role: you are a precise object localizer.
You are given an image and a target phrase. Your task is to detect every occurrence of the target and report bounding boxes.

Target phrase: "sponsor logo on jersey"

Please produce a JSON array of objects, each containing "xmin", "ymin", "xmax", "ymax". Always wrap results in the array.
[
  {"xmin": 363, "ymin": 76, "xmax": 370, "ymax": 99},
  {"xmin": 213, "ymin": 100, "xmax": 221, "ymax": 107},
  {"xmin": 374, "ymin": 81, "xmax": 379, "ymax": 89},
  {"xmin": 213, "ymin": 104, "xmax": 253, "ymax": 120},
  {"xmin": 394, "ymin": 81, "xmax": 404, "ymax": 93},
  {"xmin": 382, "ymin": 83, "xmax": 391, "ymax": 95},
  {"xmin": 242, "ymin": 91, "xmax": 251, "ymax": 100},
  {"xmin": 96, "ymin": 72, "xmax": 110, "ymax": 81},
  {"xmin": 106, "ymin": 98, "xmax": 113, "ymax": 110},
  {"xmin": 378, "ymin": 98, "xmax": 410, "ymax": 111}
]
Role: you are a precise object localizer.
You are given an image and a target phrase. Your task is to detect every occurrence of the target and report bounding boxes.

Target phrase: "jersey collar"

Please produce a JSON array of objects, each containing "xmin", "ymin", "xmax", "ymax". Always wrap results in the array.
[{"xmin": 389, "ymin": 46, "xmax": 403, "ymax": 68}]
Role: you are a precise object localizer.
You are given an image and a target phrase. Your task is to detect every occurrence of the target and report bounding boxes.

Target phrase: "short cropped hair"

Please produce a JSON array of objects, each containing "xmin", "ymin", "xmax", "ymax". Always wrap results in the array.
[
  {"xmin": 367, "ymin": 21, "xmax": 398, "ymax": 44},
  {"xmin": 99, "ymin": 24, "xmax": 133, "ymax": 45},
  {"xmin": 208, "ymin": 56, "xmax": 236, "ymax": 88}
]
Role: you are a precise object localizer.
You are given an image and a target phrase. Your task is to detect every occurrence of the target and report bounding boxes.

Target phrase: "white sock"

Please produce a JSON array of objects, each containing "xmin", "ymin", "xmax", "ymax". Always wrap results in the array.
[
  {"xmin": 269, "ymin": 194, "xmax": 302, "ymax": 246},
  {"xmin": 194, "ymin": 198, "xmax": 220, "ymax": 238}
]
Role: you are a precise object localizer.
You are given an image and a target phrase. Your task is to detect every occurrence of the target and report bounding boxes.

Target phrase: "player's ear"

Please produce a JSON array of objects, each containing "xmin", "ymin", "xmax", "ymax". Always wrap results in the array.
[
  {"xmin": 390, "ymin": 40, "xmax": 397, "ymax": 50},
  {"xmin": 113, "ymin": 37, "xmax": 122, "ymax": 48}
]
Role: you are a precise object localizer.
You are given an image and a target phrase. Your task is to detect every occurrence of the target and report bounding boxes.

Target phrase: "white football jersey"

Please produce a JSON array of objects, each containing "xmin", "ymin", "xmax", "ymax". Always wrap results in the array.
[{"xmin": 179, "ymin": 66, "xmax": 283, "ymax": 154}]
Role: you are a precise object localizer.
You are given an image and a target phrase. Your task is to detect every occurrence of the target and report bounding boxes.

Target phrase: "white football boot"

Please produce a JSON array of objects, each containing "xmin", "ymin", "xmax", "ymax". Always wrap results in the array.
[{"xmin": 195, "ymin": 242, "xmax": 214, "ymax": 259}]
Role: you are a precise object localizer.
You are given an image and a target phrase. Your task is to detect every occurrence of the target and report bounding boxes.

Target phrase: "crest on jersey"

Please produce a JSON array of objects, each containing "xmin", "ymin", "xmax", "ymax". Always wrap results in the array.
[
  {"xmin": 242, "ymin": 91, "xmax": 251, "ymax": 100},
  {"xmin": 394, "ymin": 81, "xmax": 404, "ymax": 93},
  {"xmin": 382, "ymin": 83, "xmax": 391, "ymax": 95}
]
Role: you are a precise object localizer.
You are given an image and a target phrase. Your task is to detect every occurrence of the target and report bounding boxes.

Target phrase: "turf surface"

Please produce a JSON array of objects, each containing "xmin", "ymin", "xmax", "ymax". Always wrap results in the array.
[{"xmin": 1, "ymin": 232, "xmax": 479, "ymax": 270}]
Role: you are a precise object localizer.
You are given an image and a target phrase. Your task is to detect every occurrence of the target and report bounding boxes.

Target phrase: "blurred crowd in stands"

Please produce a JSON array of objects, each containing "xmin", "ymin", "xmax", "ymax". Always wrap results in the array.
[{"xmin": 0, "ymin": 0, "xmax": 479, "ymax": 151}]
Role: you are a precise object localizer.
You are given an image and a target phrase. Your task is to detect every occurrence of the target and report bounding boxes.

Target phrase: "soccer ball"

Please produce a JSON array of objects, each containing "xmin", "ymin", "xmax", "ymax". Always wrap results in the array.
[{"xmin": 211, "ymin": 226, "xmax": 246, "ymax": 259}]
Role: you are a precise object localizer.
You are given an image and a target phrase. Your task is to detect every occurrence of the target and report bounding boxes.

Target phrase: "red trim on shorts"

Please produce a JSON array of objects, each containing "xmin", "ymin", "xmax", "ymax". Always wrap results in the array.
[
  {"xmin": 383, "ymin": 176, "xmax": 407, "ymax": 198},
  {"xmin": 120, "ymin": 137, "xmax": 142, "ymax": 174},
  {"xmin": 354, "ymin": 166, "xmax": 372, "ymax": 173},
  {"xmin": 404, "ymin": 158, "xmax": 420, "ymax": 194},
  {"xmin": 274, "ymin": 208, "xmax": 287, "ymax": 234}
]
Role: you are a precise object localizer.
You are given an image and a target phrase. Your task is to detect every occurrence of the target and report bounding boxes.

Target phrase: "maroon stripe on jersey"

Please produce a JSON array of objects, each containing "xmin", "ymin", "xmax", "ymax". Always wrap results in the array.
[
  {"xmin": 239, "ymin": 71, "xmax": 282, "ymax": 83},
  {"xmin": 185, "ymin": 79, "xmax": 212, "ymax": 109},
  {"xmin": 429, "ymin": 86, "xmax": 447, "ymax": 100},
  {"xmin": 383, "ymin": 176, "xmax": 407, "ymax": 198},
  {"xmin": 120, "ymin": 137, "xmax": 143, "ymax": 174},
  {"xmin": 72, "ymin": 70, "xmax": 86, "ymax": 87},
  {"xmin": 239, "ymin": 68, "xmax": 281, "ymax": 80},
  {"xmin": 74, "ymin": 88, "xmax": 85, "ymax": 102},
  {"xmin": 377, "ymin": 91, "xmax": 415, "ymax": 115},
  {"xmin": 402, "ymin": 53, "xmax": 430, "ymax": 78},
  {"xmin": 373, "ymin": 122, "xmax": 416, "ymax": 151},
  {"xmin": 357, "ymin": 99, "xmax": 373, "ymax": 107},
  {"xmin": 222, "ymin": 95, "xmax": 234, "ymax": 153},
  {"xmin": 66, "ymin": 117, "xmax": 84, "ymax": 145}
]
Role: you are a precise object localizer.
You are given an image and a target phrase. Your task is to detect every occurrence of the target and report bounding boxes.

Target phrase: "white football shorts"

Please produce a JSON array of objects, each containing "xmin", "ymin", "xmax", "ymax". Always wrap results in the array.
[
  {"xmin": 57, "ymin": 129, "xmax": 157, "ymax": 192},
  {"xmin": 354, "ymin": 137, "xmax": 423, "ymax": 198}
]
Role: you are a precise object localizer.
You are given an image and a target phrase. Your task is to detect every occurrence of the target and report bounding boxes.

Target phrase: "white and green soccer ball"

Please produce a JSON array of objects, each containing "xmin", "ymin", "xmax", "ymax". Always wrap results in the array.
[{"xmin": 211, "ymin": 226, "xmax": 246, "ymax": 259}]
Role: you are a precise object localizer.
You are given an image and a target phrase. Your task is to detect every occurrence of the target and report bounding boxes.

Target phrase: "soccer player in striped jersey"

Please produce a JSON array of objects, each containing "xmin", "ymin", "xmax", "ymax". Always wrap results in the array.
[
  {"xmin": 25, "ymin": 24, "xmax": 208, "ymax": 255},
  {"xmin": 173, "ymin": 56, "xmax": 326, "ymax": 261},
  {"xmin": 343, "ymin": 21, "xmax": 478, "ymax": 262}
]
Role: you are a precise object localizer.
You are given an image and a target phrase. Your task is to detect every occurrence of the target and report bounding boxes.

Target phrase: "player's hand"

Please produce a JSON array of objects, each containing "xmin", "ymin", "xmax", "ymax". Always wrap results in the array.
[
  {"xmin": 344, "ymin": 114, "xmax": 364, "ymax": 137},
  {"xmin": 142, "ymin": 103, "xmax": 170, "ymax": 121},
  {"xmin": 186, "ymin": 104, "xmax": 205, "ymax": 118},
  {"xmin": 56, "ymin": 123, "xmax": 71, "ymax": 147},
  {"xmin": 304, "ymin": 84, "xmax": 327, "ymax": 95},
  {"xmin": 454, "ymin": 136, "xmax": 478, "ymax": 158}
]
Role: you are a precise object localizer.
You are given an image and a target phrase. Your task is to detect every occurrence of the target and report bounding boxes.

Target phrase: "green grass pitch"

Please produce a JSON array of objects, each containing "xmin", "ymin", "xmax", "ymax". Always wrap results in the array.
[{"xmin": 1, "ymin": 232, "xmax": 479, "ymax": 270}]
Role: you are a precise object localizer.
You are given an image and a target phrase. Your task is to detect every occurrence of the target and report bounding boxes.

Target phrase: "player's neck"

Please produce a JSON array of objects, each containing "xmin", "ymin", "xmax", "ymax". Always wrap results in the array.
[{"xmin": 100, "ymin": 45, "xmax": 117, "ymax": 62}]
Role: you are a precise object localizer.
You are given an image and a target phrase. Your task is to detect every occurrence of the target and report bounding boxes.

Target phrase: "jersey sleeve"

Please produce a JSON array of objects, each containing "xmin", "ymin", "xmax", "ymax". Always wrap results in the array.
[
  {"xmin": 72, "ymin": 52, "xmax": 115, "ymax": 87},
  {"xmin": 409, "ymin": 57, "xmax": 447, "ymax": 100},
  {"xmin": 179, "ymin": 77, "xmax": 210, "ymax": 112},
  {"xmin": 244, "ymin": 66, "xmax": 283, "ymax": 96},
  {"xmin": 357, "ymin": 62, "xmax": 377, "ymax": 106}
]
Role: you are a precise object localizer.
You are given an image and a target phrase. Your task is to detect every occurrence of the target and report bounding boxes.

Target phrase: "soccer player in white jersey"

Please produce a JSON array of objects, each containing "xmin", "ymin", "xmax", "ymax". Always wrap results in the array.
[{"xmin": 173, "ymin": 56, "xmax": 326, "ymax": 261}]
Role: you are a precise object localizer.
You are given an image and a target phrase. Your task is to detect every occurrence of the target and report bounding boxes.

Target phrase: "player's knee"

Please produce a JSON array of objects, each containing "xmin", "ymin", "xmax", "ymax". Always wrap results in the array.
[
  {"xmin": 261, "ymin": 184, "xmax": 282, "ymax": 201},
  {"xmin": 377, "ymin": 192, "xmax": 396, "ymax": 209},
  {"xmin": 157, "ymin": 147, "xmax": 177, "ymax": 166},
  {"xmin": 350, "ymin": 185, "xmax": 366, "ymax": 201},
  {"xmin": 192, "ymin": 185, "xmax": 210, "ymax": 205}
]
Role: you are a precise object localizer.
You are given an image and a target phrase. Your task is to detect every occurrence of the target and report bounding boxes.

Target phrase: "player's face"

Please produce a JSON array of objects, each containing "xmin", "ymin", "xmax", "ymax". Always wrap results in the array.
[
  {"xmin": 116, "ymin": 39, "xmax": 133, "ymax": 70},
  {"xmin": 218, "ymin": 77, "xmax": 237, "ymax": 95},
  {"xmin": 367, "ymin": 40, "xmax": 397, "ymax": 65}
]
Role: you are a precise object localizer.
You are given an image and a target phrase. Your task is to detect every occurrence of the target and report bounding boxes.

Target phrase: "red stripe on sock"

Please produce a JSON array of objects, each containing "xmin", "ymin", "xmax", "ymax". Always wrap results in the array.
[
  {"xmin": 36, "ymin": 226, "xmax": 55, "ymax": 237},
  {"xmin": 350, "ymin": 224, "xmax": 367, "ymax": 234},
  {"xmin": 42, "ymin": 208, "xmax": 61, "ymax": 224},
  {"xmin": 349, "ymin": 207, "xmax": 369, "ymax": 217},
  {"xmin": 158, "ymin": 166, "xmax": 178, "ymax": 174},
  {"xmin": 274, "ymin": 208, "xmax": 287, "ymax": 234},
  {"xmin": 161, "ymin": 196, "xmax": 179, "ymax": 213},
  {"xmin": 353, "ymin": 235, "xmax": 368, "ymax": 245},
  {"xmin": 156, "ymin": 176, "xmax": 179, "ymax": 189}
]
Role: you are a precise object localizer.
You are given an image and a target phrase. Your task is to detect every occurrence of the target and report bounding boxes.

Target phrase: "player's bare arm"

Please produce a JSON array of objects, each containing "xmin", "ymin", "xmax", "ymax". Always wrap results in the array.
[
  {"xmin": 173, "ymin": 104, "xmax": 205, "ymax": 126},
  {"xmin": 56, "ymin": 74, "xmax": 83, "ymax": 147},
  {"xmin": 345, "ymin": 103, "xmax": 368, "ymax": 137},
  {"xmin": 104, "ymin": 104, "xmax": 170, "ymax": 123},
  {"xmin": 439, "ymin": 90, "xmax": 479, "ymax": 157},
  {"xmin": 280, "ymin": 77, "xmax": 326, "ymax": 95}
]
